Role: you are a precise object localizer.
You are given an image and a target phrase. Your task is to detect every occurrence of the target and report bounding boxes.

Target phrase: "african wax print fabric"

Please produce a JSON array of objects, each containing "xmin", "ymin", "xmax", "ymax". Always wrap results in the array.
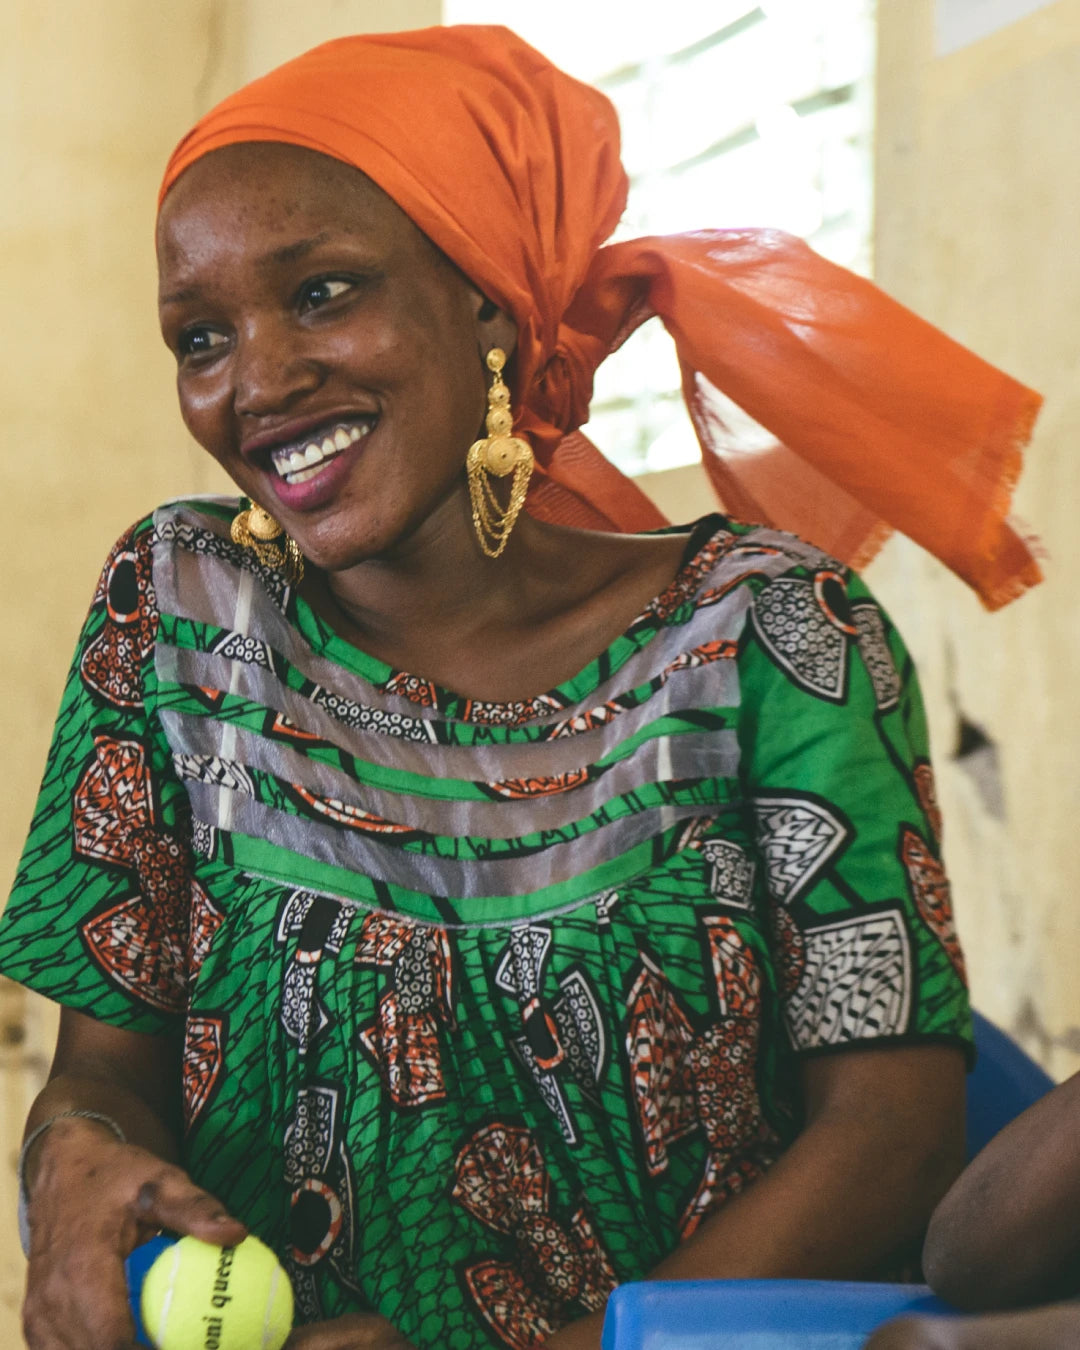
[{"xmin": 0, "ymin": 500, "xmax": 971, "ymax": 1349}]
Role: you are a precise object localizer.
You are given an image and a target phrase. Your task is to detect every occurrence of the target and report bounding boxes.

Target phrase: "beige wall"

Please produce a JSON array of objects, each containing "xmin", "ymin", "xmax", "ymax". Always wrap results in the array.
[
  {"xmin": 871, "ymin": 0, "xmax": 1080, "ymax": 1080},
  {"xmin": 0, "ymin": 2, "xmax": 439, "ymax": 1339}
]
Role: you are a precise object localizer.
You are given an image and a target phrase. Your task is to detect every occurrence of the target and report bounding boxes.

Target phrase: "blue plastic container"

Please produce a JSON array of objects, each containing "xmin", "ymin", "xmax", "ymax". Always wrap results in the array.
[{"xmin": 601, "ymin": 1279, "xmax": 957, "ymax": 1349}]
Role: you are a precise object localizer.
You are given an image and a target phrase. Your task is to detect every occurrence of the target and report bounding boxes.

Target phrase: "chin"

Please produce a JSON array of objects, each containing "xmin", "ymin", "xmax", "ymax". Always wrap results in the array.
[
  {"xmin": 299, "ymin": 538, "xmax": 375, "ymax": 574},
  {"xmin": 294, "ymin": 518, "xmax": 397, "ymax": 573}
]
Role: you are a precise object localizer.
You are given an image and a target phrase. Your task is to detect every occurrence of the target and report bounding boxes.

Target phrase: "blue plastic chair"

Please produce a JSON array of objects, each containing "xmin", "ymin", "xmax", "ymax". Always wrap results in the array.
[
  {"xmin": 601, "ymin": 1012, "xmax": 1054, "ymax": 1349},
  {"xmin": 967, "ymin": 1010, "xmax": 1053, "ymax": 1159}
]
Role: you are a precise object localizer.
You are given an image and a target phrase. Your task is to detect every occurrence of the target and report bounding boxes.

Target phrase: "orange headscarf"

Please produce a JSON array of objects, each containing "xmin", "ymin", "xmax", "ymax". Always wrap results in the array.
[{"xmin": 161, "ymin": 24, "xmax": 1042, "ymax": 609}]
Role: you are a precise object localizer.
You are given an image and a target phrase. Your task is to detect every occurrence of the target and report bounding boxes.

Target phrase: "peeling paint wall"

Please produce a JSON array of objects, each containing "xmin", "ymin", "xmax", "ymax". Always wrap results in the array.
[
  {"xmin": 872, "ymin": 0, "xmax": 1080, "ymax": 1077},
  {"xmin": 0, "ymin": 3, "xmax": 439, "ymax": 1339}
]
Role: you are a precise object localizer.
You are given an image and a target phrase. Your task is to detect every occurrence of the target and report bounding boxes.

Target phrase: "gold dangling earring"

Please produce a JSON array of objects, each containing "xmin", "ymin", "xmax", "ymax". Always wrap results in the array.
[
  {"xmin": 230, "ymin": 499, "xmax": 305, "ymax": 584},
  {"xmin": 466, "ymin": 347, "xmax": 534, "ymax": 559}
]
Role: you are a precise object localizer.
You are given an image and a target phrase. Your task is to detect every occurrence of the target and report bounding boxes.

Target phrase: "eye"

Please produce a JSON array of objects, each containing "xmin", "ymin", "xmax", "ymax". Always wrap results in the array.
[
  {"xmin": 176, "ymin": 326, "xmax": 228, "ymax": 359},
  {"xmin": 298, "ymin": 277, "xmax": 354, "ymax": 312}
]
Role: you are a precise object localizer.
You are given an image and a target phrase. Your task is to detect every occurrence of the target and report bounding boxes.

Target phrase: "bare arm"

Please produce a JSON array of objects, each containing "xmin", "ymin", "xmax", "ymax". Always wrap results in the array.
[
  {"xmin": 922, "ymin": 1068, "xmax": 1080, "ymax": 1310},
  {"xmin": 21, "ymin": 1007, "xmax": 246, "ymax": 1350},
  {"xmin": 865, "ymin": 1304, "xmax": 1080, "ymax": 1350},
  {"xmin": 545, "ymin": 1043, "xmax": 966, "ymax": 1349}
]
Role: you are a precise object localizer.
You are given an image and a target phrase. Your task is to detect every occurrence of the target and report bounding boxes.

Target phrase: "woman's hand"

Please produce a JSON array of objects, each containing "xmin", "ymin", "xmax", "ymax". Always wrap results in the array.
[
  {"xmin": 285, "ymin": 1314, "xmax": 416, "ymax": 1349},
  {"xmin": 22, "ymin": 1116, "xmax": 245, "ymax": 1350}
]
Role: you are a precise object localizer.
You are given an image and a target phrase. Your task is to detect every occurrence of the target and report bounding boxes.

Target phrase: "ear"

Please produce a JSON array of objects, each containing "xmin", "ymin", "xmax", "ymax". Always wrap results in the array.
[{"xmin": 472, "ymin": 289, "xmax": 518, "ymax": 362}]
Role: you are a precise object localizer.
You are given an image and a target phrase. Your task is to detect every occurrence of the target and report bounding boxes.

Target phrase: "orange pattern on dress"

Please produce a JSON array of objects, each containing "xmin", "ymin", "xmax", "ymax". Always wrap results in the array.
[
  {"xmin": 453, "ymin": 1123, "xmax": 617, "ymax": 1348},
  {"xmin": 73, "ymin": 736, "xmax": 153, "ymax": 867},
  {"xmin": 383, "ymin": 672, "xmax": 440, "ymax": 708},
  {"xmin": 769, "ymin": 904, "xmax": 807, "ymax": 1001},
  {"xmin": 80, "ymin": 527, "xmax": 158, "ymax": 709},
  {"xmin": 913, "ymin": 762, "xmax": 943, "ymax": 844},
  {"xmin": 355, "ymin": 914, "xmax": 455, "ymax": 1108},
  {"xmin": 291, "ymin": 786, "xmax": 414, "ymax": 834},
  {"xmin": 625, "ymin": 959, "xmax": 697, "ymax": 1176},
  {"xmin": 73, "ymin": 733, "xmax": 193, "ymax": 1013},
  {"xmin": 188, "ymin": 880, "xmax": 225, "ymax": 984},
  {"xmin": 661, "ymin": 639, "xmax": 739, "ymax": 673},
  {"xmin": 269, "ymin": 711, "xmax": 323, "ymax": 742},
  {"xmin": 901, "ymin": 827, "xmax": 966, "ymax": 982},
  {"xmin": 626, "ymin": 922, "xmax": 781, "ymax": 1238},
  {"xmin": 183, "ymin": 1015, "xmax": 225, "ymax": 1129},
  {"xmin": 487, "ymin": 769, "xmax": 591, "ymax": 799}
]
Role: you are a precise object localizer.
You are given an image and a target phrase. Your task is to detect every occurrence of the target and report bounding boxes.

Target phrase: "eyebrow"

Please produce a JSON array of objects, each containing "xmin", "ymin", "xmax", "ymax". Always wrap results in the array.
[
  {"xmin": 265, "ymin": 230, "xmax": 335, "ymax": 266},
  {"xmin": 159, "ymin": 231, "xmax": 337, "ymax": 308}
]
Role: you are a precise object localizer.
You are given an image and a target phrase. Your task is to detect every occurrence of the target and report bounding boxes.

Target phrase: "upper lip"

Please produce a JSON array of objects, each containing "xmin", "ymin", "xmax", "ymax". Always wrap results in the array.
[{"xmin": 240, "ymin": 410, "xmax": 379, "ymax": 463}]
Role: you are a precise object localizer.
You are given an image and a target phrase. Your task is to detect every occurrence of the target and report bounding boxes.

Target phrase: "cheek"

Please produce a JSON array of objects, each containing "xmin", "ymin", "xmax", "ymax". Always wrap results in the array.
[{"xmin": 177, "ymin": 376, "xmax": 231, "ymax": 459}]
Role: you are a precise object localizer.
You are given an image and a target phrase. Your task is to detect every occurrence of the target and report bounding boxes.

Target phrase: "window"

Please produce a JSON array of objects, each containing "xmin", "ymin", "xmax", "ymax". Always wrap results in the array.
[{"xmin": 443, "ymin": 1, "xmax": 875, "ymax": 475}]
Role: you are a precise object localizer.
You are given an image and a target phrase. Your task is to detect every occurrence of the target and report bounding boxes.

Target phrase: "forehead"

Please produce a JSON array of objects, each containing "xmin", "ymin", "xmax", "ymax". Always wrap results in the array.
[{"xmin": 156, "ymin": 142, "xmax": 420, "ymax": 274}]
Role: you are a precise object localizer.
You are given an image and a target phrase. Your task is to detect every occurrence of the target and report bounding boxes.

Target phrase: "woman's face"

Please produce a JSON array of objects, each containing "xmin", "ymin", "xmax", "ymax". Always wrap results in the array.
[{"xmin": 157, "ymin": 142, "xmax": 514, "ymax": 571}]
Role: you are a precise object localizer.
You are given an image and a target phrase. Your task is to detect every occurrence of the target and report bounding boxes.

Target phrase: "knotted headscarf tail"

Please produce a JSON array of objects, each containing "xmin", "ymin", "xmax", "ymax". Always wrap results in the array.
[{"xmin": 160, "ymin": 24, "xmax": 1043, "ymax": 609}]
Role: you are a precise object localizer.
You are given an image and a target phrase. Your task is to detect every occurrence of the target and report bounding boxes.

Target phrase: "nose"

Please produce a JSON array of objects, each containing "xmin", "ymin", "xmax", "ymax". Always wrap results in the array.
[{"xmin": 233, "ymin": 323, "xmax": 324, "ymax": 418}]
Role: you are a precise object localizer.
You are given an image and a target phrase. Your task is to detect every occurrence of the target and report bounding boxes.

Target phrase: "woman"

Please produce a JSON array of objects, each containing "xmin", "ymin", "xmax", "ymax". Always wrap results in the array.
[{"xmin": 2, "ymin": 25, "xmax": 1039, "ymax": 1350}]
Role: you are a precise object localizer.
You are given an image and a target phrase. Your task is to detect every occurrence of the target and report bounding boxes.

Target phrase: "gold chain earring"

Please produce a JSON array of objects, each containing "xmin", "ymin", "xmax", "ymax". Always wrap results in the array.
[
  {"xmin": 466, "ymin": 348, "xmax": 534, "ymax": 558},
  {"xmin": 230, "ymin": 499, "xmax": 305, "ymax": 584}
]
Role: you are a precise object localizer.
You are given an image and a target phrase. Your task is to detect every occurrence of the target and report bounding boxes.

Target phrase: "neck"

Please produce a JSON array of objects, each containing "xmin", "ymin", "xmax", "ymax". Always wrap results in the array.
[{"xmin": 312, "ymin": 487, "xmax": 542, "ymax": 655}]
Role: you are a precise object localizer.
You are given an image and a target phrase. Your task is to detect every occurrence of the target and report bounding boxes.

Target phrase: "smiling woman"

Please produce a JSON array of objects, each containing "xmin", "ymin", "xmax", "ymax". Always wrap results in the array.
[{"xmin": 0, "ymin": 23, "xmax": 1042, "ymax": 1350}]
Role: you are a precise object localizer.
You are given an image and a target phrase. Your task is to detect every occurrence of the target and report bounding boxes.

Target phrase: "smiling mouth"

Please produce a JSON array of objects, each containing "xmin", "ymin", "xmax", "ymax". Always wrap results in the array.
[{"xmin": 269, "ymin": 418, "xmax": 376, "ymax": 485}]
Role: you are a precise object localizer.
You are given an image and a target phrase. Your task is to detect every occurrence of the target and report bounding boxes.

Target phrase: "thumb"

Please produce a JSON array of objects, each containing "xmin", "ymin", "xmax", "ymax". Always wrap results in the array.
[{"xmin": 133, "ymin": 1169, "xmax": 248, "ymax": 1247}]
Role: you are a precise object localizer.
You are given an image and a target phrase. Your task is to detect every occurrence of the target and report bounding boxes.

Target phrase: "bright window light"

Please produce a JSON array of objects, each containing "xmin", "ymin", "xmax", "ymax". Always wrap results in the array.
[{"xmin": 443, "ymin": 1, "xmax": 876, "ymax": 475}]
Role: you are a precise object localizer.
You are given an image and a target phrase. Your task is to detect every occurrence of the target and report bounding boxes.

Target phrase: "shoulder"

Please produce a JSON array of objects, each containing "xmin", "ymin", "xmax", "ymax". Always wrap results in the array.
[
  {"xmin": 88, "ymin": 498, "xmax": 240, "ymax": 608},
  {"xmin": 666, "ymin": 514, "xmax": 863, "ymax": 616},
  {"xmin": 96, "ymin": 497, "xmax": 238, "ymax": 563},
  {"xmin": 714, "ymin": 521, "xmax": 908, "ymax": 712},
  {"xmin": 150, "ymin": 494, "xmax": 239, "ymax": 543}
]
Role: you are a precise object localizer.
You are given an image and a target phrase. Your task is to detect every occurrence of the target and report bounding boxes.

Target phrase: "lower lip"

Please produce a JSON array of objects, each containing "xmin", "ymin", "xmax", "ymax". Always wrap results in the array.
[{"xmin": 259, "ymin": 431, "xmax": 374, "ymax": 514}]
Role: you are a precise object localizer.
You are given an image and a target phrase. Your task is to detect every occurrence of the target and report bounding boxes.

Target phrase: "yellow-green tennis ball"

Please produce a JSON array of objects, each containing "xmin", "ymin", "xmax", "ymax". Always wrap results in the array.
[{"xmin": 141, "ymin": 1234, "xmax": 294, "ymax": 1350}]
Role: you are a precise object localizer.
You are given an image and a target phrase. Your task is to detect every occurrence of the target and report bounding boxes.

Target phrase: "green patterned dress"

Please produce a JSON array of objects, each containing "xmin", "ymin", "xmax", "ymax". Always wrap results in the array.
[{"xmin": 0, "ymin": 499, "xmax": 971, "ymax": 1348}]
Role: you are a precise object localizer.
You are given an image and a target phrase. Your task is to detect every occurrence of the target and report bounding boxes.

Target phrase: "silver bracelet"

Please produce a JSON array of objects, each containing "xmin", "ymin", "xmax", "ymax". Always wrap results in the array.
[{"xmin": 17, "ymin": 1110, "xmax": 127, "ymax": 1256}]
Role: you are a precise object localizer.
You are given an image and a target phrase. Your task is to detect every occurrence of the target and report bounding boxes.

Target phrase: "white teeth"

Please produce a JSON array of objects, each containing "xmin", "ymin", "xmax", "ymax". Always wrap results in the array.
[
  {"xmin": 287, "ymin": 464, "xmax": 324, "ymax": 484},
  {"xmin": 269, "ymin": 419, "xmax": 376, "ymax": 480}
]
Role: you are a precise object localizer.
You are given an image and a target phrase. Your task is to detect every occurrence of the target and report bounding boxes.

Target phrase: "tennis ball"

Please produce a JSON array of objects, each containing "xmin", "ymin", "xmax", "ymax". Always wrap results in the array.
[{"xmin": 140, "ymin": 1234, "xmax": 294, "ymax": 1350}]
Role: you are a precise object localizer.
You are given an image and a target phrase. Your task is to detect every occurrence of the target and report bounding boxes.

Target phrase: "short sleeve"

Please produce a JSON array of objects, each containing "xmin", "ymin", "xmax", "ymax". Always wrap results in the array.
[
  {"xmin": 0, "ymin": 517, "xmax": 191, "ymax": 1035},
  {"xmin": 736, "ymin": 561, "xmax": 972, "ymax": 1059}
]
